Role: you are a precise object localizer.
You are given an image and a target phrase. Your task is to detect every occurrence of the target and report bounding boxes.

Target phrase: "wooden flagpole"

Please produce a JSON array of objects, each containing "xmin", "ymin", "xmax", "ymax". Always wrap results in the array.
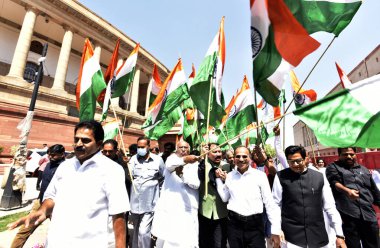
[
  {"xmin": 305, "ymin": 125, "xmax": 317, "ymax": 165},
  {"xmin": 110, "ymin": 104, "xmax": 136, "ymax": 193}
]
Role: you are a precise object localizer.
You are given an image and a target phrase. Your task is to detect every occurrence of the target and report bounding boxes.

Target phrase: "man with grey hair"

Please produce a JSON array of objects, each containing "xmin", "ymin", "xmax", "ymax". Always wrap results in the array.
[{"xmin": 152, "ymin": 140, "xmax": 200, "ymax": 247}]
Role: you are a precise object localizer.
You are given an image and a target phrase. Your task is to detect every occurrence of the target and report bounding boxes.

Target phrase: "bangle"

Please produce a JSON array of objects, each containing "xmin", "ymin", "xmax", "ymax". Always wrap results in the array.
[{"xmin": 336, "ymin": 235, "xmax": 345, "ymax": 240}]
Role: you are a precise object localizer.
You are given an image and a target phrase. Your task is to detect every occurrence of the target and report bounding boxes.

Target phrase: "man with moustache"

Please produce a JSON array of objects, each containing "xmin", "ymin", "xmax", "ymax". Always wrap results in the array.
[
  {"xmin": 215, "ymin": 146, "xmax": 281, "ymax": 248},
  {"xmin": 129, "ymin": 136, "xmax": 165, "ymax": 248},
  {"xmin": 326, "ymin": 147, "xmax": 380, "ymax": 248},
  {"xmin": 8, "ymin": 120, "xmax": 130, "ymax": 248},
  {"xmin": 272, "ymin": 145, "xmax": 346, "ymax": 248},
  {"xmin": 198, "ymin": 143, "xmax": 231, "ymax": 248},
  {"xmin": 152, "ymin": 141, "xmax": 200, "ymax": 247}
]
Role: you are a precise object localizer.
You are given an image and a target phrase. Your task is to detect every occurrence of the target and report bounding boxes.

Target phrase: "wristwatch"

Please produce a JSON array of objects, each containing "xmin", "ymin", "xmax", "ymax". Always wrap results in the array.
[{"xmin": 336, "ymin": 235, "xmax": 345, "ymax": 240}]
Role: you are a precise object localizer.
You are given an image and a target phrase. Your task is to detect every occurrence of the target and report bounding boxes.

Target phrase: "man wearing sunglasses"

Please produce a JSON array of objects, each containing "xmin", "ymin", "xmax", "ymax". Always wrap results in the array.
[
  {"xmin": 326, "ymin": 147, "xmax": 380, "ymax": 248},
  {"xmin": 215, "ymin": 146, "xmax": 281, "ymax": 248},
  {"xmin": 272, "ymin": 145, "xmax": 346, "ymax": 248}
]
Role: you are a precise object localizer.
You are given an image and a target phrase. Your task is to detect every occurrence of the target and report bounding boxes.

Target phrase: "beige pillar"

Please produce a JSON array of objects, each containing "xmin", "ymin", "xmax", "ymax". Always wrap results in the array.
[
  {"xmin": 130, "ymin": 68, "xmax": 140, "ymax": 113},
  {"xmin": 93, "ymin": 44, "xmax": 101, "ymax": 63},
  {"xmin": 8, "ymin": 7, "xmax": 39, "ymax": 79},
  {"xmin": 52, "ymin": 26, "xmax": 73, "ymax": 91},
  {"xmin": 145, "ymin": 78, "xmax": 153, "ymax": 117}
]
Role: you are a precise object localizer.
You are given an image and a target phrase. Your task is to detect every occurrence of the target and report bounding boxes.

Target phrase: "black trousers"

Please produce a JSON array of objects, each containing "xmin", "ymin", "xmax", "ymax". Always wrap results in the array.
[
  {"xmin": 227, "ymin": 211, "xmax": 265, "ymax": 248},
  {"xmin": 340, "ymin": 212, "xmax": 379, "ymax": 248},
  {"xmin": 199, "ymin": 214, "xmax": 227, "ymax": 248}
]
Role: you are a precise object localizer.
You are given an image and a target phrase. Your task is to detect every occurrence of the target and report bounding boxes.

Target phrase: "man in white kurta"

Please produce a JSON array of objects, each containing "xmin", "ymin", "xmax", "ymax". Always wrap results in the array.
[{"xmin": 151, "ymin": 141, "xmax": 200, "ymax": 248}]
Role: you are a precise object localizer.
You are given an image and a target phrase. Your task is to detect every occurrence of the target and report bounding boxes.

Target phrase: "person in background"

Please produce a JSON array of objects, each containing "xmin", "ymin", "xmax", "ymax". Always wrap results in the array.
[
  {"xmin": 161, "ymin": 142, "xmax": 175, "ymax": 162},
  {"xmin": 326, "ymin": 147, "xmax": 380, "ymax": 248},
  {"xmin": 225, "ymin": 150, "xmax": 234, "ymax": 171},
  {"xmin": 36, "ymin": 150, "xmax": 50, "ymax": 190},
  {"xmin": 129, "ymin": 136, "xmax": 165, "ymax": 248},
  {"xmin": 11, "ymin": 144, "xmax": 66, "ymax": 248},
  {"xmin": 150, "ymin": 147, "xmax": 160, "ymax": 155}
]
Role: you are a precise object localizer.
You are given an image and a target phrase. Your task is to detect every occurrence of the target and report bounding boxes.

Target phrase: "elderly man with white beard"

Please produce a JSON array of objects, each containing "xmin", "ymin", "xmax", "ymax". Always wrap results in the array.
[{"xmin": 151, "ymin": 141, "xmax": 200, "ymax": 247}]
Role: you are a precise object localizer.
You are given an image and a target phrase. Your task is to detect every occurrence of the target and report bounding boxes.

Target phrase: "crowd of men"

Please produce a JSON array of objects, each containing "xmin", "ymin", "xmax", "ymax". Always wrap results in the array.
[{"xmin": 7, "ymin": 120, "xmax": 380, "ymax": 248}]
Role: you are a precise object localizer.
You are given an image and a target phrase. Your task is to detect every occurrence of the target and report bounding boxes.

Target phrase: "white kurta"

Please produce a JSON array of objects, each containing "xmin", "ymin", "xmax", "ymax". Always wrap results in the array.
[{"xmin": 151, "ymin": 154, "xmax": 200, "ymax": 247}]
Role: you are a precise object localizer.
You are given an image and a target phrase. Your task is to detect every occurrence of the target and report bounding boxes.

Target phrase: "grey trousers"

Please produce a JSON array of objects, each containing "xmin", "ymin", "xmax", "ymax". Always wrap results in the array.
[{"xmin": 130, "ymin": 212, "xmax": 154, "ymax": 248}]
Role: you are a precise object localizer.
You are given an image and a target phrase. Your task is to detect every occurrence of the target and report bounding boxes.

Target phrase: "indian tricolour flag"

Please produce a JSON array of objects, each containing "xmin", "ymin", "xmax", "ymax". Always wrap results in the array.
[
  {"xmin": 182, "ymin": 64, "xmax": 196, "ymax": 110},
  {"xmin": 294, "ymin": 74, "xmax": 380, "ymax": 148},
  {"xmin": 112, "ymin": 43, "xmax": 140, "ymax": 98},
  {"xmin": 76, "ymin": 39, "xmax": 106, "ymax": 121},
  {"xmin": 251, "ymin": 0, "xmax": 320, "ymax": 107},
  {"xmin": 143, "ymin": 59, "xmax": 190, "ymax": 139},
  {"xmin": 190, "ymin": 17, "xmax": 225, "ymax": 127},
  {"xmin": 103, "ymin": 120, "xmax": 119, "ymax": 140},
  {"xmin": 335, "ymin": 62, "xmax": 352, "ymax": 89},
  {"xmin": 148, "ymin": 64, "xmax": 163, "ymax": 106},
  {"xmin": 289, "ymin": 70, "xmax": 317, "ymax": 108},
  {"xmin": 252, "ymin": 0, "xmax": 361, "ymax": 107}
]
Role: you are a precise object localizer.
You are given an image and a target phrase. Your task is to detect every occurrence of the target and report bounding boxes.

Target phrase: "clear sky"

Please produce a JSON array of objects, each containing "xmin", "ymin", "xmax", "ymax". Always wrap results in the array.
[{"xmin": 80, "ymin": 0, "xmax": 380, "ymax": 147}]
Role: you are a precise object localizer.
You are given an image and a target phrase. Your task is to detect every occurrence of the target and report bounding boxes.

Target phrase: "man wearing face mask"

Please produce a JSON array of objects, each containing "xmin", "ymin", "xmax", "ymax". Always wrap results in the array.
[
  {"xmin": 326, "ymin": 147, "xmax": 380, "ymax": 248},
  {"xmin": 272, "ymin": 145, "xmax": 346, "ymax": 248},
  {"xmin": 129, "ymin": 136, "xmax": 165, "ymax": 248},
  {"xmin": 10, "ymin": 144, "xmax": 66, "ymax": 248}
]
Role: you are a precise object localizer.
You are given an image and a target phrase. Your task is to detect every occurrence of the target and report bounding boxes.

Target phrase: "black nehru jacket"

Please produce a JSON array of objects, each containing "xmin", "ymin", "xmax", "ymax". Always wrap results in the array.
[{"xmin": 278, "ymin": 168, "xmax": 328, "ymax": 248}]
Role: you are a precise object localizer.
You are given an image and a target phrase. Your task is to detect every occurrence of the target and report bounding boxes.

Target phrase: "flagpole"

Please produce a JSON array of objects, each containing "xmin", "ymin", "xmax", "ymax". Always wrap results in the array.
[
  {"xmin": 305, "ymin": 124, "xmax": 317, "ymax": 165},
  {"xmin": 253, "ymin": 88, "xmax": 260, "ymax": 145},
  {"xmin": 220, "ymin": 130, "xmax": 233, "ymax": 151},
  {"xmin": 121, "ymin": 114, "xmax": 127, "ymax": 136},
  {"xmin": 110, "ymin": 104, "xmax": 136, "ymax": 193},
  {"xmin": 200, "ymin": 111, "xmax": 293, "ymax": 157},
  {"xmin": 282, "ymin": 103, "xmax": 286, "ymax": 149},
  {"xmin": 277, "ymin": 36, "xmax": 336, "ymax": 125},
  {"xmin": 204, "ymin": 73, "xmax": 214, "ymax": 197}
]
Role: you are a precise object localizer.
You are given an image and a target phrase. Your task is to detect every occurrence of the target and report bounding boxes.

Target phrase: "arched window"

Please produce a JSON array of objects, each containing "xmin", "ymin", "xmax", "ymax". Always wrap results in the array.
[
  {"xmin": 23, "ymin": 62, "xmax": 39, "ymax": 83},
  {"xmin": 30, "ymin": 40, "xmax": 43, "ymax": 55}
]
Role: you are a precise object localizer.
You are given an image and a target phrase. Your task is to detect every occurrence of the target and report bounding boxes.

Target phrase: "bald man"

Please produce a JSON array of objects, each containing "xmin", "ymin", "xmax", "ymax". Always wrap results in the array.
[{"xmin": 151, "ymin": 141, "xmax": 200, "ymax": 247}]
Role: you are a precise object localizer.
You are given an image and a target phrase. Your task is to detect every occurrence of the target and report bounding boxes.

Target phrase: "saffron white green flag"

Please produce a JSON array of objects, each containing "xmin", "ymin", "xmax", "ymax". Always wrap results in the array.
[
  {"xmin": 252, "ymin": 0, "xmax": 361, "ymax": 106},
  {"xmin": 335, "ymin": 62, "xmax": 352, "ymax": 89},
  {"xmin": 143, "ymin": 59, "xmax": 190, "ymax": 139},
  {"xmin": 112, "ymin": 43, "xmax": 140, "ymax": 98},
  {"xmin": 289, "ymin": 70, "xmax": 317, "ymax": 108},
  {"xmin": 76, "ymin": 39, "xmax": 106, "ymax": 121},
  {"xmin": 103, "ymin": 120, "xmax": 119, "ymax": 140},
  {"xmin": 148, "ymin": 64, "xmax": 163, "ymax": 106},
  {"xmin": 189, "ymin": 17, "xmax": 226, "ymax": 127},
  {"xmin": 294, "ymin": 74, "xmax": 380, "ymax": 148}
]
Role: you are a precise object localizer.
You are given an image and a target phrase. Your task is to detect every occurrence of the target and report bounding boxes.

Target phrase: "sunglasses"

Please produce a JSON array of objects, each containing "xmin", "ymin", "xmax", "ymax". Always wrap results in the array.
[
  {"xmin": 287, "ymin": 158, "xmax": 304, "ymax": 165},
  {"xmin": 235, "ymin": 155, "xmax": 248, "ymax": 159}
]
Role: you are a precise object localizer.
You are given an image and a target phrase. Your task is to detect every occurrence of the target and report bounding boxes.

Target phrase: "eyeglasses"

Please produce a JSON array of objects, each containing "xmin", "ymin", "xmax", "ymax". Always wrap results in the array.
[
  {"xmin": 235, "ymin": 155, "xmax": 248, "ymax": 159},
  {"xmin": 287, "ymin": 158, "xmax": 304, "ymax": 165}
]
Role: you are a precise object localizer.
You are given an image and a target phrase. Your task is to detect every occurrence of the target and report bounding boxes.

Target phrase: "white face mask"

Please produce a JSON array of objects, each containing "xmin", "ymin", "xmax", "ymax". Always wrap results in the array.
[{"xmin": 137, "ymin": 148, "xmax": 147, "ymax": 157}]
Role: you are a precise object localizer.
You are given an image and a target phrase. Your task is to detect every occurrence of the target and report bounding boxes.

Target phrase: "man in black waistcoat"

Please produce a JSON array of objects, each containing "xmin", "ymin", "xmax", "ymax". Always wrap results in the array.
[
  {"xmin": 326, "ymin": 147, "xmax": 380, "ymax": 248},
  {"xmin": 272, "ymin": 145, "xmax": 346, "ymax": 248}
]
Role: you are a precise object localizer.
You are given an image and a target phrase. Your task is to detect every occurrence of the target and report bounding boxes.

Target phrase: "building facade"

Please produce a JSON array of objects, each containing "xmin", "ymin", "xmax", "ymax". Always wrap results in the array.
[
  {"xmin": 0, "ymin": 0, "xmax": 173, "ymax": 162},
  {"xmin": 293, "ymin": 45, "xmax": 380, "ymax": 157}
]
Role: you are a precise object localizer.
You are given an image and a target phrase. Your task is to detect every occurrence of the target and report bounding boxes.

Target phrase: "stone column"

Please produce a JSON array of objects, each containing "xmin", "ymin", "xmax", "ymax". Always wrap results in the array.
[
  {"xmin": 7, "ymin": 7, "xmax": 39, "ymax": 79},
  {"xmin": 145, "ymin": 77, "xmax": 153, "ymax": 117},
  {"xmin": 52, "ymin": 26, "xmax": 73, "ymax": 91},
  {"xmin": 130, "ymin": 68, "xmax": 140, "ymax": 113}
]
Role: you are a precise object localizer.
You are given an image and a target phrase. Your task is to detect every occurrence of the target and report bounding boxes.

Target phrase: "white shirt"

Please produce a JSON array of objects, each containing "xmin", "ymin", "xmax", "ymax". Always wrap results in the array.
[
  {"xmin": 274, "ymin": 135, "xmax": 288, "ymax": 171},
  {"xmin": 272, "ymin": 168, "xmax": 344, "ymax": 237},
  {"xmin": 216, "ymin": 166, "xmax": 281, "ymax": 235},
  {"xmin": 151, "ymin": 153, "xmax": 200, "ymax": 246},
  {"xmin": 43, "ymin": 152, "xmax": 130, "ymax": 248}
]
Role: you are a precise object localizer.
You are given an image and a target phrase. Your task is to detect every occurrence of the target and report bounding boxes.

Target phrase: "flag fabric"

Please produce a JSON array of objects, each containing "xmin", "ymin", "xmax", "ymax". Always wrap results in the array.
[
  {"xmin": 260, "ymin": 121, "xmax": 269, "ymax": 144},
  {"xmin": 285, "ymin": 0, "xmax": 362, "ymax": 36},
  {"xmin": 189, "ymin": 17, "xmax": 226, "ymax": 127},
  {"xmin": 289, "ymin": 70, "xmax": 317, "ymax": 108},
  {"xmin": 149, "ymin": 64, "xmax": 163, "ymax": 106},
  {"xmin": 143, "ymin": 59, "xmax": 190, "ymax": 139},
  {"xmin": 335, "ymin": 62, "xmax": 352, "ymax": 89},
  {"xmin": 258, "ymin": 98, "xmax": 281, "ymax": 136},
  {"xmin": 182, "ymin": 64, "xmax": 196, "ymax": 110},
  {"xmin": 76, "ymin": 39, "xmax": 106, "ymax": 121},
  {"xmin": 294, "ymin": 74, "xmax": 380, "ymax": 148},
  {"xmin": 251, "ymin": 0, "xmax": 361, "ymax": 107},
  {"xmin": 98, "ymin": 39, "xmax": 120, "ymax": 105},
  {"xmin": 103, "ymin": 120, "xmax": 119, "ymax": 140},
  {"xmin": 222, "ymin": 76, "xmax": 257, "ymax": 139},
  {"xmin": 251, "ymin": 0, "xmax": 320, "ymax": 107},
  {"xmin": 112, "ymin": 43, "xmax": 140, "ymax": 98}
]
